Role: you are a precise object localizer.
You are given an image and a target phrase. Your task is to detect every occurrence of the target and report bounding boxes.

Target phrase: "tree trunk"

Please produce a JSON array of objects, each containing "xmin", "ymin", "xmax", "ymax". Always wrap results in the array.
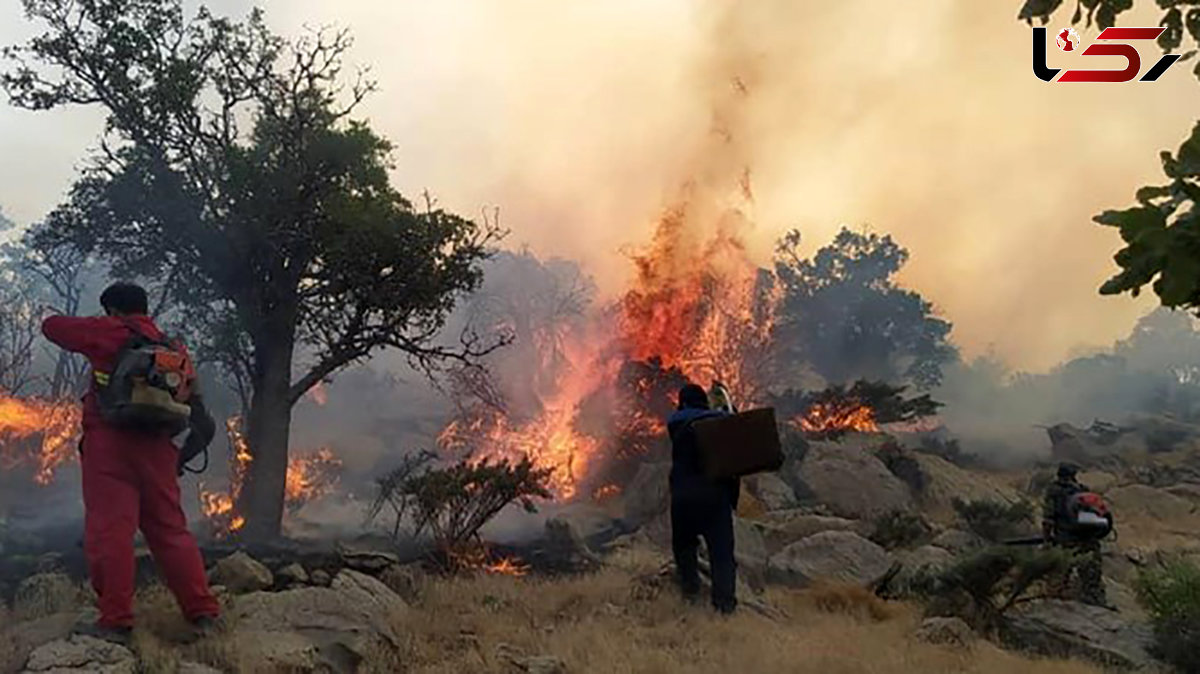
[{"xmin": 240, "ymin": 314, "xmax": 297, "ymax": 540}]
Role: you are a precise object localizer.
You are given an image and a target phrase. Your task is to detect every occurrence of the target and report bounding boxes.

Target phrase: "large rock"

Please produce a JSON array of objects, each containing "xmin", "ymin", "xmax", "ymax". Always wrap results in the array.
[
  {"xmin": 999, "ymin": 600, "xmax": 1156, "ymax": 670},
  {"xmin": 767, "ymin": 531, "xmax": 895, "ymax": 588},
  {"xmin": 21, "ymin": 635, "xmax": 135, "ymax": 673},
  {"xmin": 733, "ymin": 517, "xmax": 769, "ymax": 590},
  {"xmin": 756, "ymin": 513, "xmax": 863, "ymax": 555},
  {"xmin": 796, "ymin": 442, "xmax": 913, "ymax": 519},
  {"xmin": 1, "ymin": 612, "xmax": 77, "ymax": 671},
  {"xmin": 914, "ymin": 616, "xmax": 974, "ymax": 647},
  {"xmin": 208, "ymin": 551, "xmax": 273, "ymax": 594},
  {"xmin": 1106, "ymin": 484, "xmax": 1197, "ymax": 523},
  {"xmin": 743, "ymin": 473, "xmax": 797, "ymax": 511},
  {"xmin": 227, "ymin": 569, "xmax": 407, "ymax": 672},
  {"xmin": 890, "ymin": 545, "xmax": 956, "ymax": 597},
  {"xmin": 622, "ymin": 462, "xmax": 671, "ymax": 529},
  {"xmin": 910, "ymin": 453, "xmax": 1019, "ymax": 522},
  {"xmin": 12, "ymin": 574, "xmax": 79, "ymax": 622}
]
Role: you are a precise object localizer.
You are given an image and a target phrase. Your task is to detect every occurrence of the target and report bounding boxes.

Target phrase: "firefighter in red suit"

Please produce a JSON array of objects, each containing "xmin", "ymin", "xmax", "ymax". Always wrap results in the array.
[{"xmin": 42, "ymin": 282, "xmax": 219, "ymax": 643}]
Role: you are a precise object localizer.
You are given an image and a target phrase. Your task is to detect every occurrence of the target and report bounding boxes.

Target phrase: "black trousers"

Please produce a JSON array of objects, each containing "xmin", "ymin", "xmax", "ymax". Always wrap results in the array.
[{"xmin": 670, "ymin": 489, "xmax": 737, "ymax": 612}]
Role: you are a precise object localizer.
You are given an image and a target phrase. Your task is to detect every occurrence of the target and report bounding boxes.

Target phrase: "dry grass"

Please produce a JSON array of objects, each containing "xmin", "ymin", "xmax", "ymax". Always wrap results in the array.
[
  {"xmin": 0, "ymin": 545, "xmax": 1107, "ymax": 674},
  {"xmin": 394, "ymin": 547, "xmax": 1102, "ymax": 674}
]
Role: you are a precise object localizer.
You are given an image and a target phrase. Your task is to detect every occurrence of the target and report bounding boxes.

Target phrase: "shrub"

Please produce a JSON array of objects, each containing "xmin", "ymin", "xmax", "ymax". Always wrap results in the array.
[
  {"xmin": 918, "ymin": 545, "xmax": 1075, "ymax": 632},
  {"xmin": 869, "ymin": 510, "xmax": 932, "ymax": 550},
  {"xmin": 368, "ymin": 451, "xmax": 553, "ymax": 569},
  {"xmin": 952, "ymin": 498, "xmax": 1034, "ymax": 543},
  {"xmin": 1135, "ymin": 560, "xmax": 1200, "ymax": 673}
]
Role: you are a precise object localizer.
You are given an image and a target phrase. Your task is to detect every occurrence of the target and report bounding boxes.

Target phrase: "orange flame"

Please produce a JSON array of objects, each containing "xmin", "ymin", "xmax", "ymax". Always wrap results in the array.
[
  {"xmin": 0, "ymin": 392, "xmax": 82, "ymax": 486},
  {"xmin": 199, "ymin": 416, "xmax": 342, "ymax": 538},
  {"xmin": 483, "ymin": 556, "xmax": 530, "ymax": 577},
  {"xmin": 796, "ymin": 401, "xmax": 879, "ymax": 436}
]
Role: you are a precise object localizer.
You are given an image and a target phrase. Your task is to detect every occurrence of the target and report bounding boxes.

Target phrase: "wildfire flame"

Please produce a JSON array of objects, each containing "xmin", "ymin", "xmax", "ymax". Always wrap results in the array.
[
  {"xmin": 199, "ymin": 416, "xmax": 342, "ymax": 538},
  {"xmin": 796, "ymin": 401, "xmax": 879, "ymax": 436},
  {"xmin": 437, "ymin": 73, "xmax": 775, "ymax": 501},
  {"xmin": 483, "ymin": 556, "xmax": 530, "ymax": 577},
  {"xmin": 0, "ymin": 392, "xmax": 82, "ymax": 486}
]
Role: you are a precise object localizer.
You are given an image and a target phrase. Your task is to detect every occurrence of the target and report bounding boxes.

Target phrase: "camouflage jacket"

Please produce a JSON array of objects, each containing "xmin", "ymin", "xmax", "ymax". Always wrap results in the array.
[{"xmin": 1042, "ymin": 478, "xmax": 1088, "ymax": 534}]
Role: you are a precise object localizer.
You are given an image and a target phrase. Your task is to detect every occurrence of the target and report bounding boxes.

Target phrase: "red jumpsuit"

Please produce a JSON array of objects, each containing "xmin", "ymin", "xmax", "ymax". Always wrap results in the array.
[{"xmin": 42, "ymin": 314, "xmax": 220, "ymax": 628}]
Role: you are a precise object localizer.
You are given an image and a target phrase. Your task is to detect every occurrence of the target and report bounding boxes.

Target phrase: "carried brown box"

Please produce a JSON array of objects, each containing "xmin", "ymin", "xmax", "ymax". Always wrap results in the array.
[{"xmin": 693, "ymin": 407, "xmax": 784, "ymax": 479}]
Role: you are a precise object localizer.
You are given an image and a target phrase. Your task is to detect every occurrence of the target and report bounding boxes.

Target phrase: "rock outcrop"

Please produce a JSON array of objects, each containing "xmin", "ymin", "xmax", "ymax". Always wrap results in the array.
[
  {"xmin": 767, "ymin": 531, "xmax": 895, "ymax": 588},
  {"xmin": 999, "ymin": 600, "xmax": 1156, "ymax": 671},
  {"xmin": 208, "ymin": 551, "xmax": 274, "ymax": 594},
  {"xmin": 794, "ymin": 442, "xmax": 914, "ymax": 519},
  {"xmin": 21, "ymin": 635, "xmax": 135, "ymax": 674}
]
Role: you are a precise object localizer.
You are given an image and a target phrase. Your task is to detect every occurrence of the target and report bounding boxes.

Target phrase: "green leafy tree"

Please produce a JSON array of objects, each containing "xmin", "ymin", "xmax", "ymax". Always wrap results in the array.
[
  {"xmin": 1019, "ymin": 1, "xmax": 1200, "ymax": 313},
  {"xmin": 3, "ymin": 0, "xmax": 503, "ymax": 536},
  {"xmin": 773, "ymin": 227, "xmax": 956, "ymax": 390}
]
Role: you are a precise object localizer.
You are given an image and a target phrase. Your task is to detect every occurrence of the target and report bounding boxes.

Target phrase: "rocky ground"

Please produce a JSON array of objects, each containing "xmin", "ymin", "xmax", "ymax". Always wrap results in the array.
[{"xmin": 1, "ymin": 422, "xmax": 1197, "ymax": 673}]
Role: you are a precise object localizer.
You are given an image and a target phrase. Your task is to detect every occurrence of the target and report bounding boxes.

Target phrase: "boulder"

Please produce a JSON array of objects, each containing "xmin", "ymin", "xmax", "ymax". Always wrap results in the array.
[
  {"xmin": 909, "ymin": 453, "xmax": 1019, "ymax": 522},
  {"xmin": 330, "ymin": 569, "xmax": 409, "ymax": 620},
  {"xmin": 226, "ymin": 569, "xmax": 407, "ymax": 672},
  {"xmin": 1, "ymin": 612, "xmax": 77, "ymax": 671},
  {"xmin": 1106, "ymin": 484, "xmax": 1197, "ymax": 523},
  {"xmin": 743, "ymin": 473, "xmax": 797, "ymax": 511},
  {"xmin": 999, "ymin": 600, "xmax": 1156, "ymax": 670},
  {"xmin": 21, "ymin": 635, "xmax": 135, "ymax": 673},
  {"xmin": 277, "ymin": 563, "xmax": 310, "ymax": 587},
  {"xmin": 336, "ymin": 544, "xmax": 401, "ymax": 575},
  {"xmin": 891, "ymin": 545, "xmax": 956, "ymax": 596},
  {"xmin": 544, "ymin": 517, "xmax": 602, "ymax": 568},
  {"xmin": 622, "ymin": 462, "xmax": 671, "ymax": 529},
  {"xmin": 548, "ymin": 503, "xmax": 620, "ymax": 543},
  {"xmin": 1164, "ymin": 482, "xmax": 1200, "ymax": 506},
  {"xmin": 208, "ymin": 552, "xmax": 273, "ymax": 594},
  {"xmin": 795, "ymin": 442, "xmax": 913, "ymax": 519},
  {"xmin": 914, "ymin": 616, "xmax": 974, "ymax": 647},
  {"xmin": 733, "ymin": 517, "xmax": 769, "ymax": 590},
  {"xmin": 378, "ymin": 564, "xmax": 424, "ymax": 605},
  {"xmin": 12, "ymin": 574, "xmax": 79, "ymax": 622},
  {"xmin": 310, "ymin": 570, "xmax": 332, "ymax": 587},
  {"xmin": 767, "ymin": 531, "xmax": 895, "ymax": 589},
  {"xmin": 230, "ymin": 630, "xmax": 318, "ymax": 671},
  {"xmin": 755, "ymin": 514, "xmax": 863, "ymax": 555}
]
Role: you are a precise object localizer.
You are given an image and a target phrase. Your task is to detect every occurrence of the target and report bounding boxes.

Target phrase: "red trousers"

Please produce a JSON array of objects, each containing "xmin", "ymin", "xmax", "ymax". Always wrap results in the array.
[{"xmin": 81, "ymin": 425, "xmax": 220, "ymax": 628}]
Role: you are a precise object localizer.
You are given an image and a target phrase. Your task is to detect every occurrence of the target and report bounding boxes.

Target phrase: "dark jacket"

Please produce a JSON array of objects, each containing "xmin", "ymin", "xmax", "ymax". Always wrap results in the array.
[
  {"xmin": 1043, "ymin": 478, "xmax": 1088, "ymax": 540},
  {"xmin": 668, "ymin": 407, "xmax": 739, "ymax": 507}
]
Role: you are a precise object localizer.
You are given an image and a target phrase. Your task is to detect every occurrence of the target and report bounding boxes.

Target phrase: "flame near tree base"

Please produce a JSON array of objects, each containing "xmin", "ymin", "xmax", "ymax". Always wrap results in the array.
[{"xmin": 198, "ymin": 416, "xmax": 343, "ymax": 539}]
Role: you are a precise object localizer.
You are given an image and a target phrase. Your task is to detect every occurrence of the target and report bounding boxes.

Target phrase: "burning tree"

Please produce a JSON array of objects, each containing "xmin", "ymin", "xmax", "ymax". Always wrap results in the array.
[
  {"xmin": 5, "ymin": 0, "xmax": 502, "ymax": 537},
  {"xmin": 775, "ymin": 380, "xmax": 943, "ymax": 440}
]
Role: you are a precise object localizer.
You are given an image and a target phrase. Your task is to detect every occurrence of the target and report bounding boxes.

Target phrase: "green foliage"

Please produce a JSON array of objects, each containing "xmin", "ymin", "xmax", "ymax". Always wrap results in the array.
[
  {"xmin": 773, "ymin": 228, "xmax": 956, "ymax": 390},
  {"xmin": 1094, "ymin": 123, "xmax": 1200, "ymax": 312},
  {"xmin": 368, "ymin": 451, "xmax": 553, "ymax": 563},
  {"xmin": 1135, "ymin": 560, "xmax": 1200, "ymax": 672},
  {"xmin": 869, "ymin": 510, "xmax": 932, "ymax": 550},
  {"xmin": 952, "ymin": 498, "xmax": 1035, "ymax": 543},
  {"xmin": 1016, "ymin": 1, "xmax": 1200, "ymax": 316},
  {"xmin": 920, "ymin": 546, "xmax": 1076, "ymax": 631}
]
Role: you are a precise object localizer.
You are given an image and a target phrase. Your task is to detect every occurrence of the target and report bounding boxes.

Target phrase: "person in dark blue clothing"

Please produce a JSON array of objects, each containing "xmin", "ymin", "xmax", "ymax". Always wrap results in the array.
[{"xmin": 668, "ymin": 383, "xmax": 739, "ymax": 614}]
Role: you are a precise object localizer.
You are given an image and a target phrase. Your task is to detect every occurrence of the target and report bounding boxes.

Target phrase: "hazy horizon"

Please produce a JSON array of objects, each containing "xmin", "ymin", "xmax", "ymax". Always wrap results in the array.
[{"xmin": 1, "ymin": 0, "xmax": 1196, "ymax": 373}]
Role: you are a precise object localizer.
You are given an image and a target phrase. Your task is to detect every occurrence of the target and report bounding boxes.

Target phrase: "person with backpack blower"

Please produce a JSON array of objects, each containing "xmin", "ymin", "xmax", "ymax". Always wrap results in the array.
[
  {"xmin": 1042, "ymin": 462, "xmax": 1112, "ymax": 607},
  {"xmin": 42, "ymin": 283, "xmax": 220, "ymax": 644}
]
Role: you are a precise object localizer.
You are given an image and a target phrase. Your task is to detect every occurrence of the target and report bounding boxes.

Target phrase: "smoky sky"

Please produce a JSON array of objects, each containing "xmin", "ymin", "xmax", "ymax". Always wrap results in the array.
[{"xmin": 1, "ymin": 0, "xmax": 1196, "ymax": 371}]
